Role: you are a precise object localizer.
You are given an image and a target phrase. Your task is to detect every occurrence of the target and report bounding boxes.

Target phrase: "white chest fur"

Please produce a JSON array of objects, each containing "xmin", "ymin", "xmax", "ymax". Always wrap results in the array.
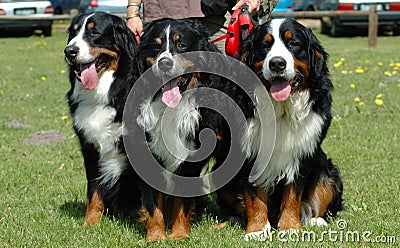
[
  {"xmin": 71, "ymin": 73, "xmax": 127, "ymax": 188},
  {"xmin": 242, "ymin": 86, "xmax": 324, "ymax": 188},
  {"xmin": 137, "ymin": 95, "xmax": 200, "ymax": 174}
]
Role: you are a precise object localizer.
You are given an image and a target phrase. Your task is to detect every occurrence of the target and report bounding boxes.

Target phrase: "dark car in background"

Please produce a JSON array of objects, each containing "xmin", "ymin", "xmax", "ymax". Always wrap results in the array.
[
  {"xmin": 0, "ymin": 0, "xmax": 54, "ymax": 36},
  {"xmin": 320, "ymin": 0, "xmax": 400, "ymax": 36},
  {"xmin": 80, "ymin": 0, "xmax": 126, "ymax": 15},
  {"xmin": 51, "ymin": 0, "xmax": 81, "ymax": 15}
]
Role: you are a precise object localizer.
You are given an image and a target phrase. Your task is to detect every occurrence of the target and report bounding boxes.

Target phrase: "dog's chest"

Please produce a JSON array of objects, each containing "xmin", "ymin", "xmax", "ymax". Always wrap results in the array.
[
  {"xmin": 243, "ymin": 87, "xmax": 324, "ymax": 186},
  {"xmin": 137, "ymin": 96, "xmax": 200, "ymax": 173},
  {"xmin": 70, "ymin": 77, "xmax": 127, "ymax": 186},
  {"xmin": 71, "ymin": 76, "xmax": 122, "ymax": 147}
]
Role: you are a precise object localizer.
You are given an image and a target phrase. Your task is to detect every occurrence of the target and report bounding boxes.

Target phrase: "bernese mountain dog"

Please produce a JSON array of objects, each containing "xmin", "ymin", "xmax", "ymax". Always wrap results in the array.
[
  {"xmin": 133, "ymin": 18, "xmax": 254, "ymax": 242},
  {"xmin": 221, "ymin": 18, "xmax": 344, "ymax": 239},
  {"xmin": 64, "ymin": 12, "xmax": 140, "ymax": 226}
]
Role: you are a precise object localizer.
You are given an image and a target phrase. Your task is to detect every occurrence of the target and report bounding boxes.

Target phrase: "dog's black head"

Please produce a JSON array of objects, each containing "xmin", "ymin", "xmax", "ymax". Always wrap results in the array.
[
  {"xmin": 239, "ymin": 18, "xmax": 330, "ymax": 102},
  {"xmin": 137, "ymin": 18, "xmax": 220, "ymax": 108},
  {"xmin": 64, "ymin": 12, "xmax": 137, "ymax": 90}
]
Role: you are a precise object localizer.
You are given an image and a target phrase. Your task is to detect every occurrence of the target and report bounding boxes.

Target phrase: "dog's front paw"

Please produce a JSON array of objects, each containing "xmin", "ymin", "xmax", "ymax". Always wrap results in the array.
[
  {"xmin": 244, "ymin": 222, "xmax": 272, "ymax": 242},
  {"xmin": 305, "ymin": 217, "xmax": 328, "ymax": 227}
]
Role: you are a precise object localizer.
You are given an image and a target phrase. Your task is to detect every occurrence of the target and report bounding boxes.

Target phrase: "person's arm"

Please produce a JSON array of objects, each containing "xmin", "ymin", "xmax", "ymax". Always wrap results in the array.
[
  {"xmin": 126, "ymin": 0, "xmax": 143, "ymax": 42},
  {"xmin": 232, "ymin": 0, "xmax": 261, "ymax": 16}
]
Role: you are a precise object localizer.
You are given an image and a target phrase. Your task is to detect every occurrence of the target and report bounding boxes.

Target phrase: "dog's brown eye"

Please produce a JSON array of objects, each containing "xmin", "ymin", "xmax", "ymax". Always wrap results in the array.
[
  {"xmin": 288, "ymin": 39, "xmax": 298, "ymax": 48},
  {"xmin": 177, "ymin": 43, "xmax": 187, "ymax": 51}
]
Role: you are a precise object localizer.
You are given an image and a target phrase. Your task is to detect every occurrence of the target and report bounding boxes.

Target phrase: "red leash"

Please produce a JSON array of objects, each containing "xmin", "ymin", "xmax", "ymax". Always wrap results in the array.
[{"xmin": 211, "ymin": 5, "xmax": 258, "ymax": 57}]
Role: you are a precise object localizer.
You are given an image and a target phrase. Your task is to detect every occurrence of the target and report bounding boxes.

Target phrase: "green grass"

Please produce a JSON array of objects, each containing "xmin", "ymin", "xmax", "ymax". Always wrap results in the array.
[{"xmin": 0, "ymin": 29, "xmax": 399, "ymax": 247}]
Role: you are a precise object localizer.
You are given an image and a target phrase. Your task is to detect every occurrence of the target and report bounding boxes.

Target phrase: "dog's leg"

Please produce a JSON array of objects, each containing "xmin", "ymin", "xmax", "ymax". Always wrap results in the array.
[
  {"xmin": 244, "ymin": 186, "xmax": 269, "ymax": 233},
  {"xmin": 83, "ymin": 187, "xmax": 105, "ymax": 226},
  {"xmin": 279, "ymin": 183, "xmax": 303, "ymax": 230},
  {"xmin": 140, "ymin": 190, "xmax": 166, "ymax": 242},
  {"xmin": 169, "ymin": 197, "xmax": 193, "ymax": 240}
]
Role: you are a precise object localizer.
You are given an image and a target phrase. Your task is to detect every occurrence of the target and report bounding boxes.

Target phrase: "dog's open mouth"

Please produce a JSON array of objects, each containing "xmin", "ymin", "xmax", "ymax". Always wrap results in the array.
[
  {"xmin": 269, "ymin": 74, "xmax": 302, "ymax": 102},
  {"xmin": 74, "ymin": 54, "xmax": 110, "ymax": 90},
  {"xmin": 161, "ymin": 75, "xmax": 191, "ymax": 108}
]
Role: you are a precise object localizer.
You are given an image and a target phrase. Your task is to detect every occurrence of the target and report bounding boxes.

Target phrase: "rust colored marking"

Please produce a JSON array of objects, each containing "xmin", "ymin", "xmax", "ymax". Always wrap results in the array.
[
  {"xmin": 253, "ymin": 61, "xmax": 264, "ymax": 75},
  {"xmin": 214, "ymin": 221, "xmax": 228, "ymax": 229},
  {"xmin": 173, "ymin": 56, "xmax": 195, "ymax": 71},
  {"xmin": 294, "ymin": 58, "xmax": 309, "ymax": 91},
  {"xmin": 285, "ymin": 30, "xmax": 293, "ymax": 40},
  {"xmin": 87, "ymin": 21, "xmax": 94, "ymax": 29},
  {"xmin": 146, "ymin": 56, "xmax": 157, "ymax": 66},
  {"xmin": 240, "ymin": 52, "xmax": 248, "ymax": 62},
  {"xmin": 244, "ymin": 186, "xmax": 269, "ymax": 233},
  {"xmin": 216, "ymin": 133, "xmax": 223, "ymax": 142},
  {"xmin": 264, "ymin": 34, "xmax": 273, "ymax": 43},
  {"xmin": 169, "ymin": 197, "xmax": 192, "ymax": 240},
  {"xmin": 140, "ymin": 193, "xmax": 166, "ymax": 242},
  {"xmin": 172, "ymin": 33, "xmax": 180, "ymax": 42},
  {"xmin": 309, "ymin": 180, "xmax": 336, "ymax": 217},
  {"xmin": 186, "ymin": 73, "xmax": 199, "ymax": 90},
  {"xmin": 83, "ymin": 188, "xmax": 104, "ymax": 227},
  {"xmin": 155, "ymin": 37, "xmax": 162, "ymax": 45},
  {"xmin": 90, "ymin": 47, "xmax": 118, "ymax": 60},
  {"xmin": 279, "ymin": 183, "xmax": 303, "ymax": 230}
]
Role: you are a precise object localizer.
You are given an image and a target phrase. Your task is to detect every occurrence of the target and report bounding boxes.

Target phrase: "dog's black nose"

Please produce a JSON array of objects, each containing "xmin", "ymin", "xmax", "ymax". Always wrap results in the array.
[
  {"xmin": 64, "ymin": 45, "xmax": 79, "ymax": 58},
  {"xmin": 158, "ymin": 57, "xmax": 173, "ymax": 72},
  {"xmin": 269, "ymin": 56, "xmax": 286, "ymax": 72}
]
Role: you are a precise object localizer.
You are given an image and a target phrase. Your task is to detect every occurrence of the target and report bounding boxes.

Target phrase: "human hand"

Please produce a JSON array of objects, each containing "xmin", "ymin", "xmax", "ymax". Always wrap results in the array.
[
  {"xmin": 127, "ymin": 17, "xmax": 143, "ymax": 43},
  {"xmin": 232, "ymin": 0, "xmax": 261, "ymax": 16}
]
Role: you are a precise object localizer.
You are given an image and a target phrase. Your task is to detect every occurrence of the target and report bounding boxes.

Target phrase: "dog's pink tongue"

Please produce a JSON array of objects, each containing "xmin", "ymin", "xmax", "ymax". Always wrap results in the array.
[
  {"xmin": 80, "ymin": 63, "xmax": 98, "ymax": 90},
  {"xmin": 162, "ymin": 80, "xmax": 182, "ymax": 108},
  {"xmin": 270, "ymin": 81, "xmax": 291, "ymax": 102}
]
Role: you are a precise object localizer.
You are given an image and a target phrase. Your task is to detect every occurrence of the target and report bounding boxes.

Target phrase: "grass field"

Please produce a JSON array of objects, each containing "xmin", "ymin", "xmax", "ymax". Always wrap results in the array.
[{"xmin": 0, "ymin": 27, "xmax": 399, "ymax": 247}]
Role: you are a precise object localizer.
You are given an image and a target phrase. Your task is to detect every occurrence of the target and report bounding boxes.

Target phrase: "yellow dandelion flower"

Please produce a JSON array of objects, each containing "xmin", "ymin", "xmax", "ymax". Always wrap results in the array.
[
  {"xmin": 364, "ymin": 59, "xmax": 370, "ymax": 63},
  {"xmin": 355, "ymin": 68, "xmax": 364, "ymax": 73},
  {"xmin": 40, "ymin": 76, "xmax": 46, "ymax": 81},
  {"xmin": 340, "ymin": 58, "xmax": 345, "ymax": 62},
  {"xmin": 350, "ymin": 84, "xmax": 356, "ymax": 89},
  {"xmin": 376, "ymin": 93, "xmax": 382, "ymax": 99},
  {"xmin": 395, "ymin": 63, "xmax": 400, "ymax": 67},
  {"xmin": 359, "ymin": 102, "xmax": 364, "ymax": 106},
  {"xmin": 375, "ymin": 99, "xmax": 383, "ymax": 106},
  {"xmin": 61, "ymin": 115, "xmax": 69, "ymax": 121},
  {"xmin": 354, "ymin": 97, "xmax": 361, "ymax": 102},
  {"xmin": 393, "ymin": 66, "xmax": 399, "ymax": 70},
  {"xmin": 38, "ymin": 108, "xmax": 42, "ymax": 112},
  {"xmin": 60, "ymin": 70, "xmax": 66, "ymax": 74},
  {"xmin": 378, "ymin": 62, "xmax": 383, "ymax": 66},
  {"xmin": 389, "ymin": 62, "xmax": 395, "ymax": 67},
  {"xmin": 393, "ymin": 71, "xmax": 398, "ymax": 75},
  {"xmin": 384, "ymin": 71, "xmax": 392, "ymax": 77},
  {"xmin": 40, "ymin": 34, "xmax": 44, "ymax": 39},
  {"xmin": 334, "ymin": 61, "xmax": 342, "ymax": 68},
  {"xmin": 342, "ymin": 70, "xmax": 348, "ymax": 74}
]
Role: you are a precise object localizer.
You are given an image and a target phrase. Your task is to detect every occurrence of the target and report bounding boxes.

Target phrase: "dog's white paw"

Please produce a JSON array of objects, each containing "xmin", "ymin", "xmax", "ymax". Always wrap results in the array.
[
  {"xmin": 244, "ymin": 222, "xmax": 272, "ymax": 242},
  {"xmin": 305, "ymin": 217, "xmax": 328, "ymax": 227}
]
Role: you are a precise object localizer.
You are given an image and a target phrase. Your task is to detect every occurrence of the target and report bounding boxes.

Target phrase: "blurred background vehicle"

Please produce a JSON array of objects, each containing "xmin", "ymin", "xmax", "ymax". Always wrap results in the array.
[
  {"xmin": 51, "ymin": 0, "xmax": 80, "ymax": 15},
  {"xmin": 0, "ymin": 0, "xmax": 54, "ymax": 36},
  {"xmin": 320, "ymin": 0, "xmax": 400, "ymax": 36},
  {"xmin": 272, "ymin": 0, "xmax": 294, "ymax": 13},
  {"xmin": 293, "ymin": 0, "xmax": 326, "ymax": 10},
  {"xmin": 80, "ymin": 0, "xmax": 126, "ymax": 15}
]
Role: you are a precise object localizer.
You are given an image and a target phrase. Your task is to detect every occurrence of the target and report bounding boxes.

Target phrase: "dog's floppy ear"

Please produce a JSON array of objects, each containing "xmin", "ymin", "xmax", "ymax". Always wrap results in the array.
[
  {"xmin": 305, "ymin": 27, "xmax": 328, "ymax": 78},
  {"xmin": 112, "ymin": 16, "xmax": 138, "ymax": 60},
  {"xmin": 238, "ymin": 25, "xmax": 260, "ymax": 66}
]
